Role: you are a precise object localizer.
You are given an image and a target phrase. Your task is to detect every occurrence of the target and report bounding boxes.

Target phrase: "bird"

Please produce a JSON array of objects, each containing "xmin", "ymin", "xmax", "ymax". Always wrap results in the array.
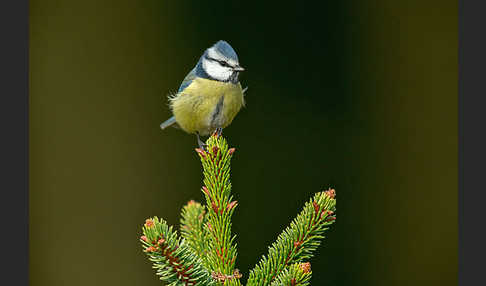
[{"xmin": 160, "ymin": 40, "xmax": 247, "ymax": 148}]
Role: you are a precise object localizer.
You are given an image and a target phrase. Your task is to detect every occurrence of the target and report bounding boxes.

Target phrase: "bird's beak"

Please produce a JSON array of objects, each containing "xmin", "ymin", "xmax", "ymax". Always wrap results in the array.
[{"xmin": 233, "ymin": 65, "xmax": 245, "ymax": 72}]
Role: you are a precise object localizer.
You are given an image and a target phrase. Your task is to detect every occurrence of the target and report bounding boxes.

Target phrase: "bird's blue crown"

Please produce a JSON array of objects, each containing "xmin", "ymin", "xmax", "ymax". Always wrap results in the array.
[{"xmin": 212, "ymin": 40, "xmax": 238, "ymax": 62}]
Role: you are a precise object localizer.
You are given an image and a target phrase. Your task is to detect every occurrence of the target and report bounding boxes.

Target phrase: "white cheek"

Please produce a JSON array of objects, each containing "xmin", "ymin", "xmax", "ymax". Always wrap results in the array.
[{"xmin": 203, "ymin": 60, "xmax": 232, "ymax": 81}]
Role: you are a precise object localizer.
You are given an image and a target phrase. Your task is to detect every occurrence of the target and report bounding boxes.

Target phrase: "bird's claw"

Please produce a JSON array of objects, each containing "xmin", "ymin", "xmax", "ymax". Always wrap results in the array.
[
  {"xmin": 213, "ymin": 127, "xmax": 223, "ymax": 137},
  {"xmin": 198, "ymin": 142, "xmax": 208, "ymax": 151},
  {"xmin": 196, "ymin": 132, "xmax": 207, "ymax": 150}
]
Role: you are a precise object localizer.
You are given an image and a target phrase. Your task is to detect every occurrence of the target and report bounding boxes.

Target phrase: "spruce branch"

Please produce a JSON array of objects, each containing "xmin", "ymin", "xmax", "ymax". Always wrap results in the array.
[
  {"xmin": 180, "ymin": 200, "xmax": 210, "ymax": 268},
  {"xmin": 140, "ymin": 134, "xmax": 337, "ymax": 286},
  {"xmin": 195, "ymin": 134, "xmax": 241, "ymax": 285},
  {"xmin": 140, "ymin": 217, "xmax": 217, "ymax": 286},
  {"xmin": 269, "ymin": 263, "xmax": 312, "ymax": 286},
  {"xmin": 246, "ymin": 190, "xmax": 337, "ymax": 286}
]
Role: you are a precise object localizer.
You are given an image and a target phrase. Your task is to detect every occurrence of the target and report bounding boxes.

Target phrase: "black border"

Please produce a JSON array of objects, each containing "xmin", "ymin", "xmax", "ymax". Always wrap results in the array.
[
  {"xmin": 0, "ymin": 1, "xmax": 29, "ymax": 285},
  {"xmin": 1, "ymin": 0, "xmax": 483, "ymax": 285},
  {"xmin": 459, "ymin": 1, "xmax": 485, "ymax": 285}
]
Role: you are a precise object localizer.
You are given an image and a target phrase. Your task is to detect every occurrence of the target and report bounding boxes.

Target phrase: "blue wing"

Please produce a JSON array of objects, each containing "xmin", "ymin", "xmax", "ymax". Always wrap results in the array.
[{"xmin": 178, "ymin": 67, "xmax": 197, "ymax": 93}]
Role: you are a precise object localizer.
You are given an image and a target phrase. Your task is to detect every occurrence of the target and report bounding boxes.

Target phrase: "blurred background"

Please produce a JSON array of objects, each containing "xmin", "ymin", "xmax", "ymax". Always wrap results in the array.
[{"xmin": 29, "ymin": 1, "xmax": 457, "ymax": 285}]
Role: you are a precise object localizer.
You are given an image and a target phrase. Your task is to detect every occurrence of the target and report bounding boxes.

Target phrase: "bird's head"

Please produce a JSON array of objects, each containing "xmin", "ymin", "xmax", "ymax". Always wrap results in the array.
[{"xmin": 200, "ymin": 40, "xmax": 244, "ymax": 83}]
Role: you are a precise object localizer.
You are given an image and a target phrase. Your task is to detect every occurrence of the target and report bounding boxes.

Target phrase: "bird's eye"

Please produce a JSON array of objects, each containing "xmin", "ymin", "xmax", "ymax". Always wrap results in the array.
[{"xmin": 219, "ymin": 61, "xmax": 228, "ymax": 67}]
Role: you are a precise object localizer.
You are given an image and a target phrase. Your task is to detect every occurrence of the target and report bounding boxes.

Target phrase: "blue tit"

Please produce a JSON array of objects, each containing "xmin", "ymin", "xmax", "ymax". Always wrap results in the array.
[{"xmin": 160, "ymin": 40, "xmax": 247, "ymax": 147}]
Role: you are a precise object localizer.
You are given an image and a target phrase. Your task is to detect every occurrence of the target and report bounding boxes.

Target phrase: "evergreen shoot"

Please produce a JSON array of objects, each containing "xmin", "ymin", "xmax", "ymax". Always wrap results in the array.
[{"xmin": 140, "ymin": 132, "xmax": 337, "ymax": 285}]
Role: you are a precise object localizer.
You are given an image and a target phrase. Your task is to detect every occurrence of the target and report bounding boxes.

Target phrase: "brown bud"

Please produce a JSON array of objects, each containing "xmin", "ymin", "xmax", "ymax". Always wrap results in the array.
[
  {"xmin": 228, "ymin": 148, "xmax": 236, "ymax": 155},
  {"xmin": 145, "ymin": 219, "xmax": 154, "ymax": 228},
  {"xmin": 211, "ymin": 272, "xmax": 226, "ymax": 282},
  {"xmin": 187, "ymin": 200, "xmax": 196, "ymax": 206},
  {"xmin": 299, "ymin": 262, "xmax": 311, "ymax": 273},
  {"xmin": 320, "ymin": 209, "xmax": 334, "ymax": 220},
  {"xmin": 202, "ymin": 186, "xmax": 210, "ymax": 196},
  {"xmin": 294, "ymin": 241, "xmax": 302, "ymax": 248},
  {"xmin": 233, "ymin": 269, "xmax": 242, "ymax": 279},
  {"xmin": 227, "ymin": 201, "xmax": 238, "ymax": 211},
  {"xmin": 195, "ymin": 148, "xmax": 206, "ymax": 158},
  {"xmin": 140, "ymin": 235, "xmax": 147, "ymax": 242},
  {"xmin": 324, "ymin": 188, "xmax": 336, "ymax": 199},
  {"xmin": 158, "ymin": 238, "xmax": 165, "ymax": 245},
  {"xmin": 325, "ymin": 216, "xmax": 336, "ymax": 222},
  {"xmin": 146, "ymin": 246, "xmax": 157, "ymax": 252}
]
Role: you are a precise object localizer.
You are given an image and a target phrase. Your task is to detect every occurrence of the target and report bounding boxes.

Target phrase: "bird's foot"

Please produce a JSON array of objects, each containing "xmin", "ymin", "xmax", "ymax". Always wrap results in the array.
[
  {"xmin": 198, "ymin": 142, "xmax": 208, "ymax": 151},
  {"xmin": 196, "ymin": 133, "xmax": 207, "ymax": 150},
  {"xmin": 212, "ymin": 127, "xmax": 223, "ymax": 138}
]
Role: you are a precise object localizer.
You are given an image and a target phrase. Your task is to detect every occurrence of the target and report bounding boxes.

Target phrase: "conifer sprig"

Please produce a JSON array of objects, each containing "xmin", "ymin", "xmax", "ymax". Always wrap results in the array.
[
  {"xmin": 195, "ymin": 133, "xmax": 241, "ymax": 285},
  {"xmin": 141, "ymin": 217, "xmax": 216, "ymax": 286},
  {"xmin": 246, "ymin": 190, "xmax": 336, "ymax": 286},
  {"xmin": 180, "ymin": 200, "xmax": 210, "ymax": 268},
  {"xmin": 140, "ymin": 134, "xmax": 337, "ymax": 286},
  {"xmin": 269, "ymin": 263, "xmax": 312, "ymax": 286}
]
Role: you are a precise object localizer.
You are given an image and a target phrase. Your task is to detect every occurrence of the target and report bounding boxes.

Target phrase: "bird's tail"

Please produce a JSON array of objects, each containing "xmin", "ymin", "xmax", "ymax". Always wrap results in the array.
[{"xmin": 160, "ymin": 116, "xmax": 177, "ymax": 130}]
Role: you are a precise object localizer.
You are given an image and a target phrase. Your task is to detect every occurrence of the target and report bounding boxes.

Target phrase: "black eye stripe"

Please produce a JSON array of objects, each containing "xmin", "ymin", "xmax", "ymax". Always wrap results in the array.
[{"xmin": 207, "ymin": 56, "xmax": 231, "ymax": 67}]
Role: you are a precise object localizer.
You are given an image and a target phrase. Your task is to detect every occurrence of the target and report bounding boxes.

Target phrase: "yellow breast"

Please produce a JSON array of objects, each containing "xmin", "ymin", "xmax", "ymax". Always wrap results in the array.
[{"xmin": 170, "ymin": 78, "xmax": 245, "ymax": 136}]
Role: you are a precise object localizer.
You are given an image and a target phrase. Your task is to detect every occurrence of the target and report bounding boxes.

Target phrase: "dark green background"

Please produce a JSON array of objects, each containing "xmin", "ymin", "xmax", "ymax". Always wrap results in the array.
[{"xmin": 30, "ymin": 1, "xmax": 457, "ymax": 285}]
